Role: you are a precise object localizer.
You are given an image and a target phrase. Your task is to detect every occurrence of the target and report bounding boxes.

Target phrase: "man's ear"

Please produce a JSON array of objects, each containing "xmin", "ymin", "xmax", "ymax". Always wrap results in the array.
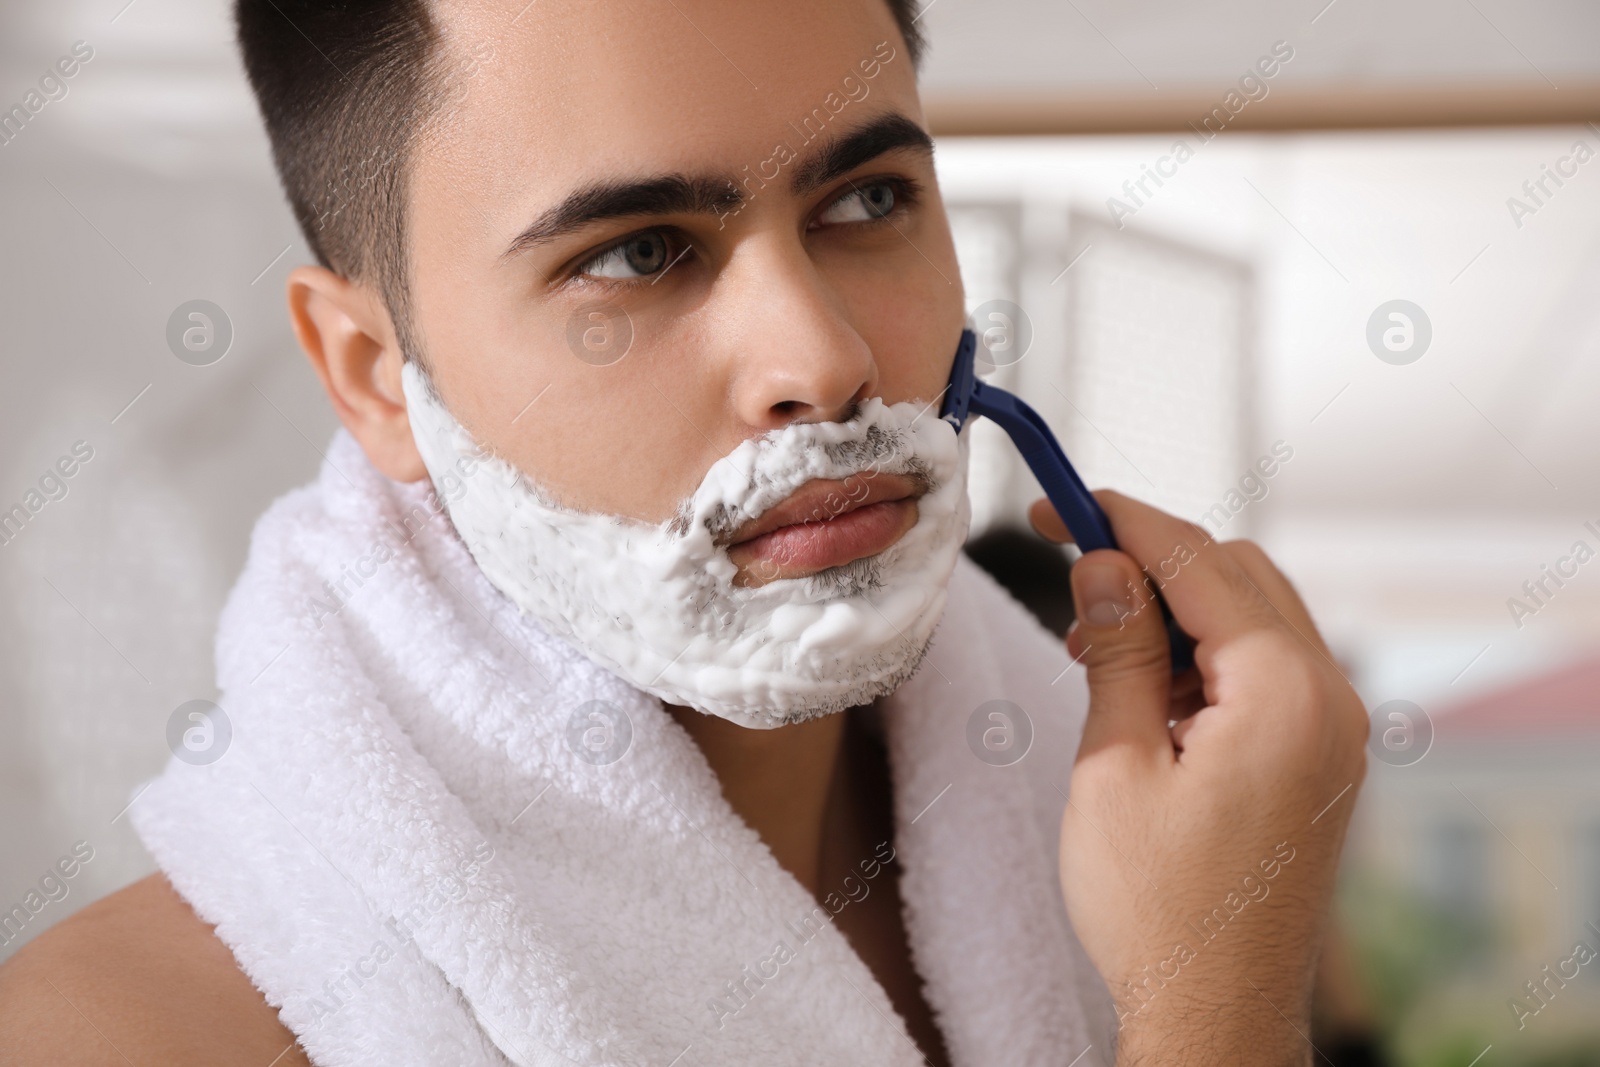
[{"xmin": 286, "ymin": 265, "xmax": 428, "ymax": 483}]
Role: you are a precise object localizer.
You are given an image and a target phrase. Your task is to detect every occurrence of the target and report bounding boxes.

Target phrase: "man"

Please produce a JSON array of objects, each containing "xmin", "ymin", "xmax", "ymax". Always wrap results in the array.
[{"xmin": 0, "ymin": 1, "xmax": 1367, "ymax": 1063}]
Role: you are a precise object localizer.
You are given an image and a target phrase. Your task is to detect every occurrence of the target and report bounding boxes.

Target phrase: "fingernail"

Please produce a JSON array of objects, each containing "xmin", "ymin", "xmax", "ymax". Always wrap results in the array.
[{"xmin": 1078, "ymin": 564, "xmax": 1133, "ymax": 627}]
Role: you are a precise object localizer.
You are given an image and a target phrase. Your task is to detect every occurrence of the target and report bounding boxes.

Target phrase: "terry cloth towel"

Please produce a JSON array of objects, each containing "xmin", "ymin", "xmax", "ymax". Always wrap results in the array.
[{"xmin": 130, "ymin": 428, "xmax": 1116, "ymax": 1067}]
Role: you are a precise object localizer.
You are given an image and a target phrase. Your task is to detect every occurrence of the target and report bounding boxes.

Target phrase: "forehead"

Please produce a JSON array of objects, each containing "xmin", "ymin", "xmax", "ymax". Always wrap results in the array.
[{"xmin": 416, "ymin": 0, "xmax": 918, "ymax": 218}]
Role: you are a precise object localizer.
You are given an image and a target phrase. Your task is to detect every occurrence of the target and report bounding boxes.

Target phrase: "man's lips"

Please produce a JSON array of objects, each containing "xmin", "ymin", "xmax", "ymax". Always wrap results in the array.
[{"xmin": 723, "ymin": 472, "xmax": 922, "ymax": 587}]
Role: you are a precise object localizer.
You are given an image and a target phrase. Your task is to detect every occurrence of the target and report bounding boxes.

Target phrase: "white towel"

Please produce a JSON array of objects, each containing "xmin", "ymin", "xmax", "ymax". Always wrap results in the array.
[{"xmin": 130, "ymin": 428, "xmax": 1115, "ymax": 1067}]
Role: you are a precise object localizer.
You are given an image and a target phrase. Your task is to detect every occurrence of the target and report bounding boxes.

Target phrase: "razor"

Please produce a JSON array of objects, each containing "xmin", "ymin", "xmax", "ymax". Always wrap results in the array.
[{"xmin": 940, "ymin": 327, "xmax": 1196, "ymax": 673}]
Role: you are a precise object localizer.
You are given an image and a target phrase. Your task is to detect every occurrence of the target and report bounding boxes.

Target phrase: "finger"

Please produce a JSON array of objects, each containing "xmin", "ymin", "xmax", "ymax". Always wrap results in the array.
[
  {"xmin": 1167, "ymin": 668, "xmax": 1205, "ymax": 721},
  {"xmin": 1064, "ymin": 621, "xmax": 1086, "ymax": 662},
  {"xmin": 1069, "ymin": 548, "xmax": 1175, "ymax": 760},
  {"xmin": 1171, "ymin": 711, "xmax": 1201, "ymax": 751},
  {"xmin": 1219, "ymin": 540, "xmax": 1323, "ymax": 649},
  {"xmin": 1072, "ymin": 620, "xmax": 1203, "ymax": 723},
  {"xmin": 1216, "ymin": 539, "xmax": 1356, "ymax": 696},
  {"xmin": 1028, "ymin": 497, "xmax": 1075, "ymax": 545},
  {"xmin": 1091, "ymin": 490, "xmax": 1285, "ymax": 646}
]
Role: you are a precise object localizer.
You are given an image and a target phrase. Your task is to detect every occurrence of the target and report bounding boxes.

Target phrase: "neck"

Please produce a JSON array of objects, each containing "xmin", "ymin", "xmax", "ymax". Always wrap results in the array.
[{"xmin": 665, "ymin": 704, "xmax": 846, "ymax": 896}]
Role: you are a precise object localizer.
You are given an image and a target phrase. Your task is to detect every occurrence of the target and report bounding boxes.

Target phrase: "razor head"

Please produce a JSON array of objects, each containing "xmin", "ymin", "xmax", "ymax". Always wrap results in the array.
[
  {"xmin": 939, "ymin": 328, "xmax": 979, "ymax": 432},
  {"xmin": 933, "ymin": 327, "xmax": 1198, "ymax": 674}
]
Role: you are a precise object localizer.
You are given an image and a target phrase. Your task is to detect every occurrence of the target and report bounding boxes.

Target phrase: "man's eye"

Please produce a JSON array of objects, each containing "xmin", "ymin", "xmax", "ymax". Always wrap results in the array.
[
  {"xmin": 578, "ymin": 232, "xmax": 678, "ymax": 281},
  {"xmin": 816, "ymin": 181, "xmax": 901, "ymax": 226}
]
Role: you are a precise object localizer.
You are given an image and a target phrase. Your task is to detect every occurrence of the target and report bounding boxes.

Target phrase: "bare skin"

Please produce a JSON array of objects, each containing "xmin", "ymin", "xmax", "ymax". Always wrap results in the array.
[
  {"xmin": 0, "ymin": 875, "xmax": 312, "ymax": 1066},
  {"xmin": 0, "ymin": 0, "xmax": 1367, "ymax": 1061},
  {"xmin": 0, "ymin": 702, "xmax": 941, "ymax": 1067},
  {"xmin": 1038, "ymin": 492, "xmax": 1368, "ymax": 1064}
]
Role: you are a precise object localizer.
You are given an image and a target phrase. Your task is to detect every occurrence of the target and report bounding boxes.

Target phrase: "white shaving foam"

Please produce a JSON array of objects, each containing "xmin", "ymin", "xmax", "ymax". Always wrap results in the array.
[{"xmin": 400, "ymin": 363, "xmax": 971, "ymax": 728}]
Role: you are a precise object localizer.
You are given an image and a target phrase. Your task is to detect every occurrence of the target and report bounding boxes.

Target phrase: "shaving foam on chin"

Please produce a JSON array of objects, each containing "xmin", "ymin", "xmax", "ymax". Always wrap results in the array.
[{"xmin": 399, "ymin": 363, "xmax": 971, "ymax": 729}]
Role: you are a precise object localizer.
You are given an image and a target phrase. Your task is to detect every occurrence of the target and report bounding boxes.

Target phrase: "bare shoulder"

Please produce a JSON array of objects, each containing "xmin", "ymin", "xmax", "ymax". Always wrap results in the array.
[{"xmin": 0, "ymin": 873, "xmax": 311, "ymax": 1066}]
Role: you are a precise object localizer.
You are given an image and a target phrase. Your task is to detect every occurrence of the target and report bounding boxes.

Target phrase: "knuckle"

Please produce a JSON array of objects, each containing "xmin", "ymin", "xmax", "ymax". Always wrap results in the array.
[
  {"xmin": 1069, "ymin": 751, "xmax": 1117, "ymax": 794},
  {"xmin": 1285, "ymin": 642, "xmax": 1328, "ymax": 697},
  {"xmin": 1175, "ymin": 519, "xmax": 1213, "ymax": 548},
  {"xmin": 1249, "ymin": 628, "xmax": 1321, "ymax": 692},
  {"xmin": 1086, "ymin": 631, "xmax": 1170, "ymax": 680},
  {"xmin": 1070, "ymin": 746, "xmax": 1145, "ymax": 800},
  {"xmin": 1224, "ymin": 538, "xmax": 1270, "ymax": 567},
  {"xmin": 1221, "ymin": 564, "xmax": 1280, "ymax": 627}
]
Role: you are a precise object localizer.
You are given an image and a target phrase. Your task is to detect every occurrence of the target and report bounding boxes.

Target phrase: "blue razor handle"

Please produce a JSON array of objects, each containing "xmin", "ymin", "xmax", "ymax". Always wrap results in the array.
[{"xmin": 941, "ymin": 327, "xmax": 1196, "ymax": 674}]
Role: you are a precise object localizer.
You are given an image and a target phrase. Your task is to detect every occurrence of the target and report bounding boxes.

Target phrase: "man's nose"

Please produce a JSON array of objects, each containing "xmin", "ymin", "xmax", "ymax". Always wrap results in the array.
[{"xmin": 720, "ymin": 248, "xmax": 878, "ymax": 431}]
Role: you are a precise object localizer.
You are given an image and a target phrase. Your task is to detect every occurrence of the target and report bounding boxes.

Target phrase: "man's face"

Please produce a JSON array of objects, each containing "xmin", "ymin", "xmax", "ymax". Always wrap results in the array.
[{"xmin": 404, "ymin": 0, "xmax": 966, "ymax": 582}]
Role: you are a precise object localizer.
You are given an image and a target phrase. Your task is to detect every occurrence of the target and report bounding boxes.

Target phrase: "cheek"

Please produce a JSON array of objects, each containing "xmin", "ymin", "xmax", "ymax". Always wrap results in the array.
[
  {"xmin": 884, "ymin": 215, "xmax": 967, "ymax": 402},
  {"xmin": 494, "ymin": 363, "xmax": 716, "ymax": 521},
  {"xmin": 830, "ymin": 227, "xmax": 966, "ymax": 404},
  {"xmin": 408, "ymin": 198, "xmax": 726, "ymax": 522},
  {"xmin": 409, "ymin": 205, "xmax": 963, "ymax": 523},
  {"xmin": 562, "ymin": 365, "xmax": 719, "ymax": 517},
  {"xmin": 411, "ymin": 282, "xmax": 714, "ymax": 522},
  {"xmin": 873, "ymin": 320, "xmax": 959, "ymax": 407}
]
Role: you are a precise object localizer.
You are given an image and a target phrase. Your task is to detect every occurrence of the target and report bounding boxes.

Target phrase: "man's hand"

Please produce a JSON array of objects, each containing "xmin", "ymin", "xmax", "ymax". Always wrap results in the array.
[{"xmin": 1033, "ymin": 491, "xmax": 1368, "ymax": 1066}]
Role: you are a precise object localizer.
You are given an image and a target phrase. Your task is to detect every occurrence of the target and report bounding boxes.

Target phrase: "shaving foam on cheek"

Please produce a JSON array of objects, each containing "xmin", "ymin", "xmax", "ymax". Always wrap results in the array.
[{"xmin": 400, "ymin": 363, "xmax": 971, "ymax": 729}]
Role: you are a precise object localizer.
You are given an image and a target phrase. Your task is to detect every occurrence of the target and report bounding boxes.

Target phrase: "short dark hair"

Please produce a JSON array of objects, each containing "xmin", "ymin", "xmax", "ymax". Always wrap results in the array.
[{"xmin": 234, "ymin": 1, "xmax": 927, "ymax": 365}]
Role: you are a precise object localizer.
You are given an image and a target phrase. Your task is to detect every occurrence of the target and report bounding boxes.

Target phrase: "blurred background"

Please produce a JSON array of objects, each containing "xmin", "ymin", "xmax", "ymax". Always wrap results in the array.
[{"xmin": 1, "ymin": 1, "xmax": 1597, "ymax": 1064}]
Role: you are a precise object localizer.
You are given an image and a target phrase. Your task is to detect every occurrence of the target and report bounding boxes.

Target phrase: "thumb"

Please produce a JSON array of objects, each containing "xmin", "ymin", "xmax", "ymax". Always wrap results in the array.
[{"xmin": 1069, "ymin": 549, "xmax": 1174, "ymax": 758}]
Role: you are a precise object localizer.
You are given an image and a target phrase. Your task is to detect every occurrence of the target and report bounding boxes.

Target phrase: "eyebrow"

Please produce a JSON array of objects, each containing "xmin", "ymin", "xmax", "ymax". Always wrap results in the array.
[
  {"xmin": 500, "ymin": 111, "xmax": 935, "ymax": 260},
  {"xmin": 500, "ymin": 174, "xmax": 739, "ymax": 261},
  {"xmin": 788, "ymin": 112, "xmax": 933, "ymax": 196}
]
